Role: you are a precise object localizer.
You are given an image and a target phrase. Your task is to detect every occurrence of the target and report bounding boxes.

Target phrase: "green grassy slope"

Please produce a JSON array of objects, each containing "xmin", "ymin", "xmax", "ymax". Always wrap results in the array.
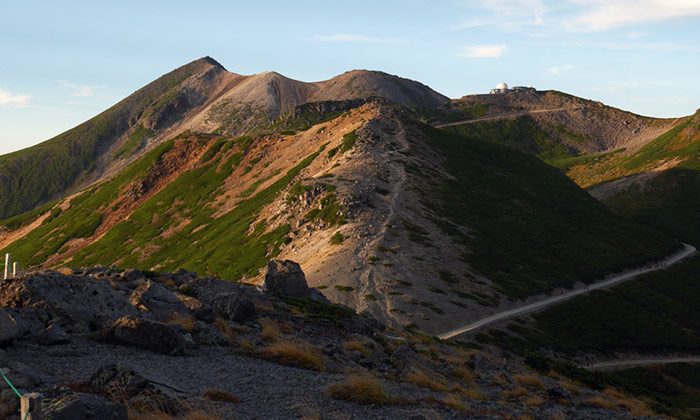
[
  {"xmin": 415, "ymin": 123, "xmax": 679, "ymax": 299},
  {"xmin": 1, "ymin": 127, "xmax": 327, "ymax": 281},
  {"xmin": 0, "ymin": 57, "xmax": 221, "ymax": 221}
]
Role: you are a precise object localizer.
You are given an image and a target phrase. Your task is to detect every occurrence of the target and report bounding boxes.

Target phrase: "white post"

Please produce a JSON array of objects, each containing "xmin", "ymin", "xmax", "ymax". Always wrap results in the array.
[
  {"xmin": 3, "ymin": 253, "xmax": 9, "ymax": 280},
  {"xmin": 12, "ymin": 262, "xmax": 18, "ymax": 278}
]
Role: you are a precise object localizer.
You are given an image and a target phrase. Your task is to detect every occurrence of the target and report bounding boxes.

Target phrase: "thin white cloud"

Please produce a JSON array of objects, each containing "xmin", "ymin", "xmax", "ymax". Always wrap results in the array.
[
  {"xmin": 549, "ymin": 64, "xmax": 574, "ymax": 76},
  {"xmin": 0, "ymin": 88, "xmax": 30, "ymax": 108},
  {"xmin": 451, "ymin": 0, "xmax": 547, "ymax": 32},
  {"xmin": 457, "ymin": 44, "xmax": 508, "ymax": 58},
  {"xmin": 58, "ymin": 80, "xmax": 104, "ymax": 97},
  {"xmin": 315, "ymin": 33, "xmax": 408, "ymax": 45},
  {"xmin": 565, "ymin": 0, "xmax": 700, "ymax": 32}
]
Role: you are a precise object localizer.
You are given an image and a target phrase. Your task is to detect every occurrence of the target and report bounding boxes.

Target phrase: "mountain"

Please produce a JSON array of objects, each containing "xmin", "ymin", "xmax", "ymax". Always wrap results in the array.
[
  {"xmin": 0, "ymin": 63, "xmax": 680, "ymax": 333},
  {"xmin": 0, "ymin": 57, "xmax": 448, "ymax": 221},
  {"xmin": 2, "ymin": 58, "xmax": 699, "ymax": 419}
]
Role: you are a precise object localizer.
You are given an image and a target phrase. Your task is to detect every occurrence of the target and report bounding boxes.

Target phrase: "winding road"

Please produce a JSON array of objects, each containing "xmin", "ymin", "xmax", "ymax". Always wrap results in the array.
[
  {"xmin": 584, "ymin": 357, "xmax": 700, "ymax": 371},
  {"xmin": 438, "ymin": 243, "xmax": 697, "ymax": 340},
  {"xmin": 433, "ymin": 107, "xmax": 582, "ymax": 128}
]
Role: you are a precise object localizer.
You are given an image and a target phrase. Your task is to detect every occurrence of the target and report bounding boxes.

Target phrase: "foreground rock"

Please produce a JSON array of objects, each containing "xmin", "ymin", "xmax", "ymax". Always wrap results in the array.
[
  {"xmin": 107, "ymin": 316, "xmax": 186, "ymax": 356},
  {"xmin": 263, "ymin": 259, "xmax": 312, "ymax": 299},
  {"xmin": 0, "ymin": 307, "xmax": 17, "ymax": 344}
]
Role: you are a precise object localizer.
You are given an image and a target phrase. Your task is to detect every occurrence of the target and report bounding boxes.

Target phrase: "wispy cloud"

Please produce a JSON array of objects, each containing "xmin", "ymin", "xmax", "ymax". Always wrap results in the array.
[
  {"xmin": 565, "ymin": 0, "xmax": 700, "ymax": 32},
  {"xmin": 451, "ymin": 0, "xmax": 547, "ymax": 32},
  {"xmin": 451, "ymin": 0, "xmax": 700, "ymax": 35},
  {"xmin": 456, "ymin": 44, "xmax": 508, "ymax": 58},
  {"xmin": 549, "ymin": 64, "xmax": 574, "ymax": 76},
  {"xmin": 58, "ymin": 80, "xmax": 104, "ymax": 97},
  {"xmin": 315, "ymin": 33, "xmax": 408, "ymax": 45},
  {"xmin": 0, "ymin": 88, "xmax": 30, "ymax": 108}
]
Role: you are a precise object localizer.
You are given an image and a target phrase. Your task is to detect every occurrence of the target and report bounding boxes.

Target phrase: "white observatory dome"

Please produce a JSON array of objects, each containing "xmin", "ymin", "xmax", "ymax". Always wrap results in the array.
[{"xmin": 496, "ymin": 82, "xmax": 508, "ymax": 90}]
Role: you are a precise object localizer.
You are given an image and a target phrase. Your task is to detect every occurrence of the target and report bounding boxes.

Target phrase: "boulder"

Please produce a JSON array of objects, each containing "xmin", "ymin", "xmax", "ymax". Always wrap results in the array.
[
  {"xmin": 0, "ymin": 307, "xmax": 17, "ymax": 344},
  {"xmin": 176, "ymin": 295, "xmax": 217, "ymax": 323},
  {"xmin": 88, "ymin": 363, "xmax": 152, "ymax": 398},
  {"xmin": 180, "ymin": 278, "xmax": 255, "ymax": 322},
  {"xmin": 192, "ymin": 321, "xmax": 229, "ymax": 346},
  {"xmin": 44, "ymin": 393, "xmax": 127, "ymax": 420},
  {"xmin": 129, "ymin": 280, "xmax": 189, "ymax": 321},
  {"xmin": 108, "ymin": 316, "xmax": 186, "ymax": 356},
  {"xmin": 263, "ymin": 260, "xmax": 312, "ymax": 299},
  {"xmin": 0, "ymin": 272, "xmax": 137, "ymax": 330},
  {"xmin": 121, "ymin": 269, "xmax": 145, "ymax": 283},
  {"xmin": 36, "ymin": 324, "xmax": 70, "ymax": 346}
]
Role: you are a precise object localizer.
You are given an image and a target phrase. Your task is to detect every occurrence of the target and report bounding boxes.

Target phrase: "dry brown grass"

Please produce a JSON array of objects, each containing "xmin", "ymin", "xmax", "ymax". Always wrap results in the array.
[
  {"xmin": 560, "ymin": 378, "xmax": 581, "ymax": 396},
  {"xmin": 585, "ymin": 396, "xmax": 617, "ymax": 410},
  {"xmin": 256, "ymin": 340, "xmax": 325, "ymax": 371},
  {"xmin": 443, "ymin": 394, "xmax": 467, "ymax": 411},
  {"xmin": 502, "ymin": 386, "xmax": 528, "ymax": 400},
  {"xmin": 326, "ymin": 374, "xmax": 392, "ymax": 405},
  {"xmin": 464, "ymin": 387, "xmax": 484, "ymax": 400},
  {"xmin": 523, "ymin": 396, "xmax": 544, "ymax": 407},
  {"xmin": 451, "ymin": 366, "xmax": 474, "ymax": 383},
  {"xmin": 166, "ymin": 312, "xmax": 197, "ymax": 332},
  {"xmin": 514, "ymin": 374, "xmax": 545, "ymax": 390},
  {"xmin": 203, "ymin": 389, "xmax": 240, "ymax": 403},
  {"xmin": 603, "ymin": 388, "xmax": 652, "ymax": 416},
  {"xmin": 491, "ymin": 374, "xmax": 508, "ymax": 387},
  {"xmin": 239, "ymin": 338, "xmax": 255, "ymax": 351},
  {"xmin": 405, "ymin": 369, "xmax": 448, "ymax": 392},
  {"xmin": 259, "ymin": 318, "xmax": 280, "ymax": 342},
  {"xmin": 344, "ymin": 339, "xmax": 371, "ymax": 357},
  {"xmin": 212, "ymin": 318, "xmax": 234, "ymax": 344}
]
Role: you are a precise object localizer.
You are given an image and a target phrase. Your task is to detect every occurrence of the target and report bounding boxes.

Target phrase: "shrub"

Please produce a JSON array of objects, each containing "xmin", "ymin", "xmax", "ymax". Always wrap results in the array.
[
  {"xmin": 330, "ymin": 232, "xmax": 343, "ymax": 245},
  {"xmin": 334, "ymin": 285, "xmax": 354, "ymax": 292}
]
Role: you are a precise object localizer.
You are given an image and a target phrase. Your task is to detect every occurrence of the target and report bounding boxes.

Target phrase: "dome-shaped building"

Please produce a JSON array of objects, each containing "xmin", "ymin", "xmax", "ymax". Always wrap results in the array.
[{"xmin": 490, "ymin": 82, "xmax": 509, "ymax": 94}]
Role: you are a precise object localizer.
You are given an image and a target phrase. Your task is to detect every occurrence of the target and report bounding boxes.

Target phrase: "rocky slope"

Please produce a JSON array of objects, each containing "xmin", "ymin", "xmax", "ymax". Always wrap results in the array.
[
  {"xmin": 0, "ymin": 99, "xmax": 679, "ymax": 335},
  {"xmin": 0, "ymin": 265, "xmax": 668, "ymax": 419}
]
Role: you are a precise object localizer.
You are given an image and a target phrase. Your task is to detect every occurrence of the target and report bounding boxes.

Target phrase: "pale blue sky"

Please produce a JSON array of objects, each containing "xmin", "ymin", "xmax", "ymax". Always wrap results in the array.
[{"xmin": 2, "ymin": 0, "xmax": 700, "ymax": 154}]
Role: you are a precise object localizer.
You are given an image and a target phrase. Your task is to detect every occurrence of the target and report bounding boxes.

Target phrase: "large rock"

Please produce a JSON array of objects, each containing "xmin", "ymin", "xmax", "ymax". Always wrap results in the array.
[
  {"xmin": 44, "ymin": 393, "xmax": 127, "ymax": 420},
  {"xmin": 108, "ymin": 316, "xmax": 186, "ymax": 356},
  {"xmin": 263, "ymin": 260, "xmax": 312, "ymax": 299},
  {"xmin": 0, "ymin": 307, "xmax": 17, "ymax": 344},
  {"xmin": 0, "ymin": 272, "xmax": 137, "ymax": 330},
  {"xmin": 129, "ymin": 280, "xmax": 189, "ymax": 321},
  {"xmin": 180, "ymin": 278, "xmax": 255, "ymax": 322}
]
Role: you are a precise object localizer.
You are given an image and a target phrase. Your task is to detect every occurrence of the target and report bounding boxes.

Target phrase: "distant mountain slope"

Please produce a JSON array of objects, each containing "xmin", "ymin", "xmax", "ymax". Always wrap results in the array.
[
  {"xmin": 0, "ymin": 100, "xmax": 679, "ymax": 333},
  {"xmin": 0, "ymin": 57, "xmax": 228, "ymax": 220},
  {"xmin": 0, "ymin": 58, "xmax": 448, "ymax": 221},
  {"xmin": 428, "ymin": 90, "xmax": 680, "ymax": 163},
  {"xmin": 313, "ymin": 70, "xmax": 448, "ymax": 108}
]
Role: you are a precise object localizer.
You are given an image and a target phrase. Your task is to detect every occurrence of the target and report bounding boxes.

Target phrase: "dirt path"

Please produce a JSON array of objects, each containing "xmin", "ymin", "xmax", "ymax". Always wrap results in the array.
[
  {"xmin": 584, "ymin": 357, "xmax": 700, "ymax": 371},
  {"xmin": 355, "ymin": 116, "xmax": 409, "ymax": 314},
  {"xmin": 438, "ymin": 243, "xmax": 697, "ymax": 340},
  {"xmin": 434, "ymin": 107, "xmax": 582, "ymax": 128}
]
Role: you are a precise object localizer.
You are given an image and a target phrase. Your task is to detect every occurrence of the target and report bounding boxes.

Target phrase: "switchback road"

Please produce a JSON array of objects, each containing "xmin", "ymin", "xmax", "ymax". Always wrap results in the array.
[{"xmin": 438, "ymin": 243, "xmax": 697, "ymax": 340}]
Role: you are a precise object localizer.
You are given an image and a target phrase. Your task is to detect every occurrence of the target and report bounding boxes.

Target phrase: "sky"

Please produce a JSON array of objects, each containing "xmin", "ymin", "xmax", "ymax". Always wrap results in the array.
[{"xmin": 2, "ymin": 0, "xmax": 700, "ymax": 155}]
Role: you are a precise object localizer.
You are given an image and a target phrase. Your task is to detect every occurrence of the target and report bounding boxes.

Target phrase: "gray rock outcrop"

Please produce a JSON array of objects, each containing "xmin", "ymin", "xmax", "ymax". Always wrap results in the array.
[
  {"xmin": 263, "ymin": 260, "xmax": 312, "ymax": 299},
  {"xmin": 129, "ymin": 280, "xmax": 188, "ymax": 321},
  {"xmin": 108, "ymin": 316, "xmax": 186, "ymax": 356},
  {"xmin": 0, "ymin": 307, "xmax": 17, "ymax": 344},
  {"xmin": 0, "ymin": 272, "xmax": 137, "ymax": 330}
]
